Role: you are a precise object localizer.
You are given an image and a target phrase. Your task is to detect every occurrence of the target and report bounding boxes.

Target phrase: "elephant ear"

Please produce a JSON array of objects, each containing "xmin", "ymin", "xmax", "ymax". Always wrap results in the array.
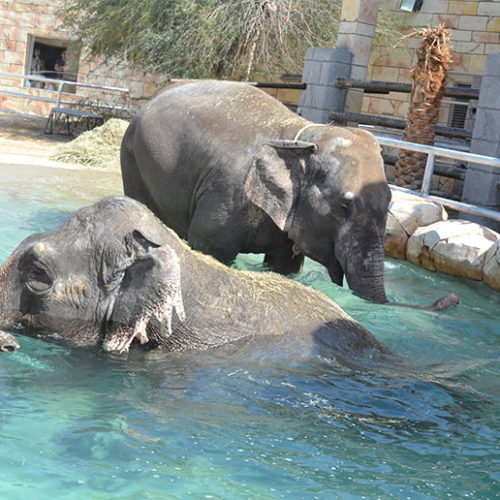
[
  {"xmin": 100, "ymin": 229, "xmax": 164, "ymax": 295},
  {"xmin": 244, "ymin": 140, "xmax": 316, "ymax": 232},
  {"xmin": 101, "ymin": 233, "xmax": 186, "ymax": 354}
]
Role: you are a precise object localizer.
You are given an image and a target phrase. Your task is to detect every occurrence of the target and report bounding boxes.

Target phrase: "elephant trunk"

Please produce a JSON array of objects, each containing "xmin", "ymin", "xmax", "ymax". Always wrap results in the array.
[
  {"xmin": 332, "ymin": 245, "xmax": 388, "ymax": 304},
  {"xmin": 348, "ymin": 275, "xmax": 387, "ymax": 304}
]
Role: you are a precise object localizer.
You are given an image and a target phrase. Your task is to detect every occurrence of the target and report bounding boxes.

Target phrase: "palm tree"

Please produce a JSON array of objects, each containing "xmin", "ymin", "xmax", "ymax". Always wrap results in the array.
[{"xmin": 394, "ymin": 25, "xmax": 452, "ymax": 190}]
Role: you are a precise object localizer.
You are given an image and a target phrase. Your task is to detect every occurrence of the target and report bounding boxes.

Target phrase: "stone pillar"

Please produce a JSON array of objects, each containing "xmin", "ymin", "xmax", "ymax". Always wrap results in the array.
[
  {"xmin": 298, "ymin": 0, "xmax": 380, "ymax": 122},
  {"xmin": 336, "ymin": 0, "xmax": 381, "ymax": 114},
  {"xmin": 461, "ymin": 53, "xmax": 500, "ymax": 232},
  {"xmin": 297, "ymin": 46, "xmax": 352, "ymax": 123}
]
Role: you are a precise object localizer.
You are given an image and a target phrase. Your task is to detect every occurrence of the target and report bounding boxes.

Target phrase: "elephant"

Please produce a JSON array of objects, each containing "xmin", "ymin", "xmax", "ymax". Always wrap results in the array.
[
  {"xmin": 121, "ymin": 80, "xmax": 392, "ymax": 303},
  {"xmin": 0, "ymin": 196, "xmax": 389, "ymax": 357}
]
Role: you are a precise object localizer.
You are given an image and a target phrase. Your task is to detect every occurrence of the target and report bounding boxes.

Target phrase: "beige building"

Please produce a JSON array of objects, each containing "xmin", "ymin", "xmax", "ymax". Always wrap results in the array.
[
  {"xmin": 0, "ymin": 0, "xmax": 162, "ymax": 117},
  {"xmin": 363, "ymin": 0, "xmax": 500, "ymax": 129}
]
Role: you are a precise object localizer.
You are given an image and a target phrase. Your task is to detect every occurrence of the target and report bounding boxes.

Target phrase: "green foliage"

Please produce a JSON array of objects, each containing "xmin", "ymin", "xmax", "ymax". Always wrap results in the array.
[{"xmin": 57, "ymin": 0, "xmax": 400, "ymax": 80}]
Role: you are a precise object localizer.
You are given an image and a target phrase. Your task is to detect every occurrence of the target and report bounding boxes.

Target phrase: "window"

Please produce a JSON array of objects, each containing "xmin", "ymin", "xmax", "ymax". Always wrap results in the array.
[
  {"xmin": 400, "ymin": 0, "xmax": 423, "ymax": 12},
  {"xmin": 25, "ymin": 35, "xmax": 81, "ymax": 92}
]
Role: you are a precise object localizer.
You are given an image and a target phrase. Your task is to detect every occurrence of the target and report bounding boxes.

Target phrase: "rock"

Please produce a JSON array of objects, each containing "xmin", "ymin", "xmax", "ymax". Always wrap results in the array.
[
  {"xmin": 407, "ymin": 220, "xmax": 500, "ymax": 280},
  {"xmin": 483, "ymin": 239, "xmax": 500, "ymax": 291},
  {"xmin": 384, "ymin": 190, "xmax": 448, "ymax": 259}
]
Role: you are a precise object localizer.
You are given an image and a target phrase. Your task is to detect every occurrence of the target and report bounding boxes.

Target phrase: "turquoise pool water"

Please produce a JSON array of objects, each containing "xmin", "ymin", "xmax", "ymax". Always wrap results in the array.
[{"xmin": 0, "ymin": 164, "xmax": 498, "ymax": 499}]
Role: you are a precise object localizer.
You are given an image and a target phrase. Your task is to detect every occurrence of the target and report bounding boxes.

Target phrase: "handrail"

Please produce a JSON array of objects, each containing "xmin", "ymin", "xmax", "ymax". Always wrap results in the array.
[
  {"xmin": 375, "ymin": 134, "xmax": 500, "ymax": 223},
  {"xmin": 376, "ymin": 135, "xmax": 500, "ymax": 168},
  {"xmin": 0, "ymin": 70, "xmax": 129, "ymax": 118},
  {"xmin": 0, "ymin": 70, "xmax": 129, "ymax": 93}
]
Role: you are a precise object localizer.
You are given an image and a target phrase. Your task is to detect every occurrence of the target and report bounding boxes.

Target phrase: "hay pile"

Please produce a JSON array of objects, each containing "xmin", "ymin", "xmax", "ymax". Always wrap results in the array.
[{"xmin": 50, "ymin": 118, "xmax": 130, "ymax": 170}]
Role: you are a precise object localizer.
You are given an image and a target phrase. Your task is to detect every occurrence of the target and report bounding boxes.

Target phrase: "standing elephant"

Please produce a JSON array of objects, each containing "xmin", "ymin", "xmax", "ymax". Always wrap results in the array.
[
  {"xmin": 0, "ymin": 196, "xmax": 388, "ymax": 356},
  {"xmin": 121, "ymin": 80, "xmax": 391, "ymax": 303}
]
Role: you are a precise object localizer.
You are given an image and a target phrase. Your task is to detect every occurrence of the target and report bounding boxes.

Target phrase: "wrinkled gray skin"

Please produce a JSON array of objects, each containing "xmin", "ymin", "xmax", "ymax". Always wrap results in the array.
[
  {"xmin": 121, "ymin": 80, "xmax": 392, "ymax": 303},
  {"xmin": 0, "ymin": 196, "xmax": 388, "ymax": 356}
]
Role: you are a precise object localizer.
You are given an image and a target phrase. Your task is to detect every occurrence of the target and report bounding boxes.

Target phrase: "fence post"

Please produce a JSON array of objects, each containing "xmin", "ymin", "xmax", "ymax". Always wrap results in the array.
[
  {"xmin": 56, "ymin": 81, "xmax": 64, "ymax": 108},
  {"xmin": 462, "ymin": 53, "xmax": 500, "ymax": 232},
  {"xmin": 420, "ymin": 153, "xmax": 435, "ymax": 195}
]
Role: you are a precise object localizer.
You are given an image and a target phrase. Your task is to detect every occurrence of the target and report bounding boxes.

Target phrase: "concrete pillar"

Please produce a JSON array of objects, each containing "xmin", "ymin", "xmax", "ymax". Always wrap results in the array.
[
  {"xmin": 298, "ymin": 0, "xmax": 380, "ymax": 122},
  {"xmin": 461, "ymin": 53, "xmax": 500, "ymax": 231},
  {"xmin": 336, "ymin": 0, "xmax": 381, "ymax": 114},
  {"xmin": 297, "ymin": 46, "xmax": 352, "ymax": 123}
]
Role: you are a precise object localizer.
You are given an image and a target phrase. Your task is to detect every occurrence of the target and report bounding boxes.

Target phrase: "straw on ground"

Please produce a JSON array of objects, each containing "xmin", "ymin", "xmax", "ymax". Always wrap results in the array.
[{"xmin": 50, "ymin": 118, "xmax": 129, "ymax": 169}]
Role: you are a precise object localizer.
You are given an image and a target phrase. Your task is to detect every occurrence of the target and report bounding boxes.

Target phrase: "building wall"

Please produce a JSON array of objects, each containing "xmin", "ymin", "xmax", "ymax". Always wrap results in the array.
[
  {"xmin": 0, "ymin": 0, "xmax": 161, "ymax": 117},
  {"xmin": 362, "ymin": 0, "xmax": 500, "ymax": 126}
]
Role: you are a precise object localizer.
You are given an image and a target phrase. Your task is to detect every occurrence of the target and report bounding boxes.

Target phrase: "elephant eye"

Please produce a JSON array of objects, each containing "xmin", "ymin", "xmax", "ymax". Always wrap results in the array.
[{"xmin": 24, "ymin": 263, "xmax": 53, "ymax": 295}]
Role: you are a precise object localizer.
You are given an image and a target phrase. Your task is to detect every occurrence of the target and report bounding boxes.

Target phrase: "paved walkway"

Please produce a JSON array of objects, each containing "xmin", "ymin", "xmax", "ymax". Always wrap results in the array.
[{"xmin": 0, "ymin": 114, "xmax": 69, "ymax": 159}]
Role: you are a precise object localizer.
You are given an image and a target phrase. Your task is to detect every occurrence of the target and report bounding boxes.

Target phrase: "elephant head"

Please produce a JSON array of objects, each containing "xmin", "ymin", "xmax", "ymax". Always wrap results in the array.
[
  {"xmin": 0, "ymin": 197, "xmax": 186, "ymax": 353},
  {"xmin": 244, "ymin": 127, "xmax": 391, "ymax": 303}
]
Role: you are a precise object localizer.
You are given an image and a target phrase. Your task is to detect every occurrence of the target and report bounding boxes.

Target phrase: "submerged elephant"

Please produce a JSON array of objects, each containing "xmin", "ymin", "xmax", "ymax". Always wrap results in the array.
[
  {"xmin": 0, "ymin": 196, "xmax": 390, "ymax": 356},
  {"xmin": 121, "ymin": 80, "xmax": 392, "ymax": 303}
]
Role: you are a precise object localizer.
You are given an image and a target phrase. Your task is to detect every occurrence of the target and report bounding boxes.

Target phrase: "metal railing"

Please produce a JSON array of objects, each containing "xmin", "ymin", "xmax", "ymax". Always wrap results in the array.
[
  {"xmin": 0, "ymin": 71, "xmax": 129, "ymax": 118},
  {"xmin": 375, "ymin": 135, "xmax": 500, "ymax": 223}
]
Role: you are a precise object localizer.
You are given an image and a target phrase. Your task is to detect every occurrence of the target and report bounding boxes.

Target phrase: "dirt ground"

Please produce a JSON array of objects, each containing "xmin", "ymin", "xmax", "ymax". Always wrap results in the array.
[{"xmin": 0, "ymin": 114, "xmax": 71, "ymax": 158}]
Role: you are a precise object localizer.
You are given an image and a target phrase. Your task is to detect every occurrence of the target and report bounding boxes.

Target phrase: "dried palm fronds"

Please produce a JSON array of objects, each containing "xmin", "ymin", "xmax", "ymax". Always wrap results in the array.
[{"xmin": 395, "ymin": 25, "xmax": 452, "ymax": 190}]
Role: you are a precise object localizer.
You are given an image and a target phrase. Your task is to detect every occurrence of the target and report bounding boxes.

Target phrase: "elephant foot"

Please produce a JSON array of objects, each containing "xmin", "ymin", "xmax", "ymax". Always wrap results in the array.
[
  {"xmin": 0, "ymin": 330, "xmax": 20, "ymax": 352},
  {"xmin": 264, "ymin": 251, "xmax": 304, "ymax": 274}
]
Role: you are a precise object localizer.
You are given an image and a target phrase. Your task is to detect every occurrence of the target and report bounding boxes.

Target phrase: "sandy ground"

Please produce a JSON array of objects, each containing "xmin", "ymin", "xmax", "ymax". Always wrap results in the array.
[
  {"xmin": 0, "ymin": 113, "xmax": 124, "ymax": 199},
  {"xmin": 0, "ymin": 114, "xmax": 71, "ymax": 158}
]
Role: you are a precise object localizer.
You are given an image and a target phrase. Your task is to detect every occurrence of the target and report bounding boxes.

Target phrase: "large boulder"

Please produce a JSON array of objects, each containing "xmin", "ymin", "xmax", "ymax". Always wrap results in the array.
[
  {"xmin": 407, "ymin": 220, "xmax": 500, "ymax": 280},
  {"xmin": 483, "ymin": 239, "xmax": 500, "ymax": 291},
  {"xmin": 385, "ymin": 191, "xmax": 448, "ymax": 259}
]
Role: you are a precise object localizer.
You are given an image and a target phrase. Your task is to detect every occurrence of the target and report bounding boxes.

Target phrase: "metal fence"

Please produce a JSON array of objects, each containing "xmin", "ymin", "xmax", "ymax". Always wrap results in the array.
[
  {"xmin": 376, "ymin": 134, "xmax": 500, "ymax": 223},
  {"xmin": 332, "ymin": 78, "xmax": 477, "ymax": 141},
  {"xmin": 0, "ymin": 71, "xmax": 129, "ymax": 118}
]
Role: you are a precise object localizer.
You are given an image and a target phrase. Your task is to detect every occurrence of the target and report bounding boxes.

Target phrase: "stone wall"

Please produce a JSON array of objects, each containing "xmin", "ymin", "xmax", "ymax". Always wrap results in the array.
[
  {"xmin": 386, "ymin": 190, "xmax": 500, "ymax": 292},
  {"xmin": 0, "ymin": 0, "xmax": 162, "ymax": 117},
  {"xmin": 363, "ymin": 0, "xmax": 500, "ymax": 125}
]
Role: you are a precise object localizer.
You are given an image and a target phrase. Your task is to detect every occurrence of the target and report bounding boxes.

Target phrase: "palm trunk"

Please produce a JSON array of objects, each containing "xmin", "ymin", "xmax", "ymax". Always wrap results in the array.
[{"xmin": 395, "ymin": 25, "xmax": 452, "ymax": 190}]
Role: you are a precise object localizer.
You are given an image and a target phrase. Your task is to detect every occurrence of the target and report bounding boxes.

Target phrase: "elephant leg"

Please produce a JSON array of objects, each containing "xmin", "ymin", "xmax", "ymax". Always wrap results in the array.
[
  {"xmin": 188, "ymin": 226, "xmax": 239, "ymax": 264},
  {"xmin": 264, "ymin": 251, "xmax": 304, "ymax": 274},
  {"xmin": 187, "ymin": 202, "xmax": 244, "ymax": 264},
  {"xmin": 121, "ymin": 150, "xmax": 163, "ymax": 222}
]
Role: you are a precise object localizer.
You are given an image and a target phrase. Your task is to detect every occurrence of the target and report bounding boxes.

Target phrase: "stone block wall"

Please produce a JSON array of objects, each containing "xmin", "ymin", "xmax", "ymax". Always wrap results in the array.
[
  {"xmin": 0, "ymin": 0, "xmax": 162, "ymax": 118},
  {"xmin": 363, "ymin": 0, "xmax": 500, "ymax": 125}
]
